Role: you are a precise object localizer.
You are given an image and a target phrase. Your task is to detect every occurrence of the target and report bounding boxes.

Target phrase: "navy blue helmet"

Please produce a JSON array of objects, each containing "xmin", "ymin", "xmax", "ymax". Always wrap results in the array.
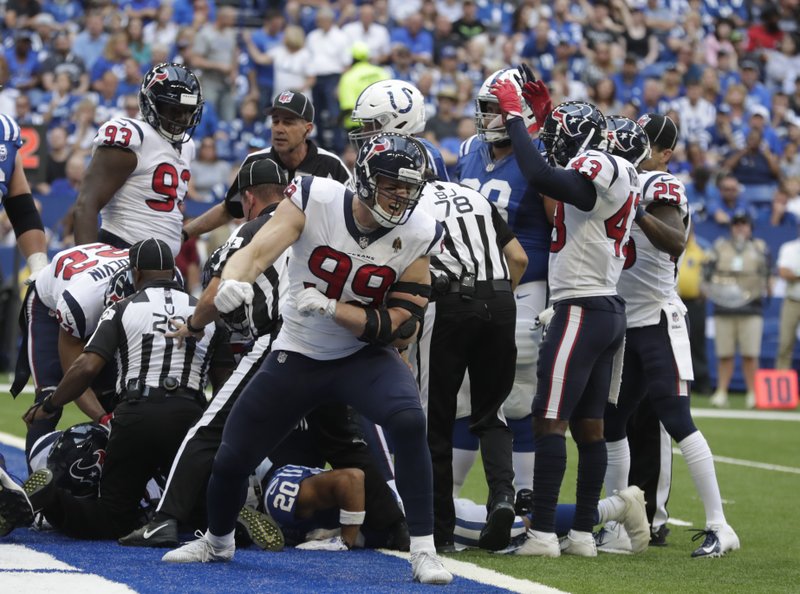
[
  {"xmin": 105, "ymin": 262, "xmax": 185, "ymax": 307},
  {"xmin": 47, "ymin": 422, "xmax": 110, "ymax": 497},
  {"xmin": 139, "ymin": 62, "xmax": 204, "ymax": 144},
  {"xmin": 355, "ymin": 133, "xmax": 428, "ymax": 227},
  {"xmin": 603, "ymin": 116, "xmax": 651, "ymax": 168},
  {"xmin": 540, "ymin": 101, "xmax": 606, "ymax": 167}
]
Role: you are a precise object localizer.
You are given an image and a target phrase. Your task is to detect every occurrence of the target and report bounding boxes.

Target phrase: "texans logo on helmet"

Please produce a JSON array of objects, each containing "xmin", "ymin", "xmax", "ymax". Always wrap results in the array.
[
  {"xmin": 146, "ymin": 69, "xmax": 169, "ymax": 91},
  {"xmin": 69, "ymin": 449, "xmax": 106, "ymax": 485},
  {"xmin": 278, "ymin": 91, "xmax": 295, "ymax": 104}
]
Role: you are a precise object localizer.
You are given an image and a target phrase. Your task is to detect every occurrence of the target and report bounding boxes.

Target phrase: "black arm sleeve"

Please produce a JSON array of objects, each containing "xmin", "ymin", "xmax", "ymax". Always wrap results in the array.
[
  {"xmin": 83, "ymin": 304, "xmax": 123, "ymax": 362},
  {"xmin": 489, "ymin": 202, "xmax": 516, "ymax": 248},
  {"xmin": 506, "ymin": 118, "xmax": 597, "ymax": 211}
]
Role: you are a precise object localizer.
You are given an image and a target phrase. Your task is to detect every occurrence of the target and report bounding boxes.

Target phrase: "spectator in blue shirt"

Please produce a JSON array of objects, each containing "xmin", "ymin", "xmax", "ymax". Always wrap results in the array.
[
  {"xmin": 90, "ymin": 32, "xmax": 130, "ymax": 89},
  {"xmin": 612, "ymin": 55, "xmax": 646, "ymax": 105},
  {"xmin": 172, "ymin": 0, "xmax": 216, "ymax": 27},
  {"xmin": 244, "ymin": 9, "xmax": 285, "ymax": 113},
  {"xmin": 42, "ymin": 0, "xmax": 83, "ymax": 24},
  {"xmin": 391, "ymin": 13, "xmax": 434, "ymax": 65},
  {"xmin": 5, "ymin": 31, "xmax": 40, "ymax": 94},
  {"xmin": 475, "ymin": 0, "xmax": 515, "ymax": 35},
  {"xmin": 72, "ymin": 11, "xmax": 108, "ymax": 72},
  {"xmin": 722, "ymin": 127, "xmax": 782, "ymax": 204},
  {"xmin": 707, "ymin": 173, "xmax": 758, "ymax": 226},
  {"xmin": 740, "ymin": 58, "xmax": 773, "ymax": 112}
]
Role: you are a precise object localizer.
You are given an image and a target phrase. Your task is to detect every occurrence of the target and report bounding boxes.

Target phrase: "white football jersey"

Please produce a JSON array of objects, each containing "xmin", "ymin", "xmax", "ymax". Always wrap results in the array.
[
  {"xmin": 617, "ymin": 170, "xmax": 690, "ymax": 328},
  {"xmin": 548, "ymin": 150, "xmax": 641, "ymax": 302},
  {"xmin": 273, "ymin": 176, "xmax": 444, "ymax": 360},
  {"xmin": 92, "ymin": 117, "xmax": 196, "ymax": 255},
  {"xmin": 36, "ymin": 243, "xmax": 129, "ymax": 312}
]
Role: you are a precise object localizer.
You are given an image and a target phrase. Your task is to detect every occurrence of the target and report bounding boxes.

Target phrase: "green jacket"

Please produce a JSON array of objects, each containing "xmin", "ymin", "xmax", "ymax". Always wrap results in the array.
[{"xmin": 338, "ymin": 62, "xmax": 390, "ymax": 130}]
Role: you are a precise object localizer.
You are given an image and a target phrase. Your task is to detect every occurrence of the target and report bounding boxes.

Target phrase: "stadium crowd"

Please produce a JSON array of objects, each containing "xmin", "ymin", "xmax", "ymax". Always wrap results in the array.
[{"xmin": 2, "ymin": 0, "xmax": 799, "ymax": 585}]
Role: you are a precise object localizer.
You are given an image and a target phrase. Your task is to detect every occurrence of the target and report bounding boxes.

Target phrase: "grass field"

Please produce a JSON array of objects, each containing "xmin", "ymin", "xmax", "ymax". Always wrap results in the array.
[{"xmin": 2, "ymin": 378, "xmax": 798, "ymax": 594}]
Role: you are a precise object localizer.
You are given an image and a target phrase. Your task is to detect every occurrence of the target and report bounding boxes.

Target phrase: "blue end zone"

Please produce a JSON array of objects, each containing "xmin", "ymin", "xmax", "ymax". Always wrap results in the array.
[{"xmin": 0, "ymin": 443, "xmax": 516, "ymax": 594}]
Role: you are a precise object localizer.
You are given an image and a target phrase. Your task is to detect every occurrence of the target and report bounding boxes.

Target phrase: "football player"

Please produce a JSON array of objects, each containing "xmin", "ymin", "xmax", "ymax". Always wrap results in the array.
[
  {"xmin": 163, "ymin": 134, "xmax": 453, "ymax": 585},
  {"xmin": 73, "ymin": 63, "xmax": 203, "ymax": 255},
  {"xmin": 452, "ymin": 67, "xmax": 555, "ymax": 503},
  {"xmin": 12, "ymin": 243, "xmax": 129, "ymax": 459},
  {"xmin": 349, "ymin": 79, "xmax": 449, "ymax": 181},
  {"xmin": 491, "ymin": 74, "xmax": 645, "ymax": 558},
  {"xmin": 0, "ymin": 112, "xmax": 48, "ymax": 280},
  {"xmin": 601, "ymin": 114, "xmax": 740, "ymax": 558}
]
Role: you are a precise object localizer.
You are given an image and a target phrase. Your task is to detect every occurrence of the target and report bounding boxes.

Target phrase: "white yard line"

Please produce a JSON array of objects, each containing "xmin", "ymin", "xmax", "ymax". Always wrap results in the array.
[
  {"xmin": 671, "ymin": 447, "xmax": 800, "ymax": 475},
  {"xmin": 380, "ymin": 549, "xmax": 570, "ymax": 594}
]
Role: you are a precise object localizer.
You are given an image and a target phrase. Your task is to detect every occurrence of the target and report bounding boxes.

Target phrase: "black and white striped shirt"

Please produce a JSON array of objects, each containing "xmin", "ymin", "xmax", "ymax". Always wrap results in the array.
[
  {"xmin": 205, "ymin": 203, "xmax": 288, "ymax": 340},
  {"xmin": 85, "ymin": 279, "xmax": 222, "ymax": 393},
  {"xmin": 417, "ymin": 181, "xmax": 515, "ymax": 282}
]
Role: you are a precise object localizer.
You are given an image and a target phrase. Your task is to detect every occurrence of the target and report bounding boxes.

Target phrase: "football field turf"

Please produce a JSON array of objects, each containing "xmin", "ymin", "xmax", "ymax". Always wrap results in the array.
[{"xmin": 1, "ymin": 379, "xmax": 798, "ymax": 593}]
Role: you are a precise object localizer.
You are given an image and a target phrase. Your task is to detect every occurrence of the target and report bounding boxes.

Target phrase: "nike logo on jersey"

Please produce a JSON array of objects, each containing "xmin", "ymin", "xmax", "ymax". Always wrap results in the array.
[
  {"xmin": 516, "ymin": 293, "xmax": 531, "ymax": 300},
  {"xmin": 143, "ymin": 523, "xmax": 170, "ymax": 539}
]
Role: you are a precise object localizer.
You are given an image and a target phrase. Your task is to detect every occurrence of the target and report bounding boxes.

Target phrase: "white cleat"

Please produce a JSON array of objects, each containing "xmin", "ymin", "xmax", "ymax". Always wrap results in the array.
[
  {"xmin": 709, "ymin": 390, "xmax": 729, "ymax": 408},
  {"xmin": 411, "ymin": 550, "xmax": 453, "ymax": 584},
  {"xmin": 162, "ymin": 531, "xmax": 235, "ymax": 563},
  {"xmin": 616, "ymin": 486, "xmax": 650, "ymax": 553},
  {"xmin": 560, "ymin": 529, "xmax": 597, "ymax": 557},
  {"xmin": 516, "ymin": 530, "xmax": 560, "ymax": 557},
  {"xmin": 691, "ymin": 524, "xmax": 740, "ymax": 558},
  {"xmin": 594, "ymin": 521, "xmax": 632, "ymax": 554}
]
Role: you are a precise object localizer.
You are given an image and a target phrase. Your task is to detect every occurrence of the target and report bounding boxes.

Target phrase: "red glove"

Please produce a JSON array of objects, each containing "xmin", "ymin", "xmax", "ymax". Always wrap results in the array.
[
  {"xmin": 489, "ymin": 79, "xmax": 523, "ymax": 121},
  {"xmin": 99, "ymin": 412, "xmax": 114, "ymax": 428},
  {"xmin": 522, "ymin": 80, "xmax": 553, "ymax": 126}
]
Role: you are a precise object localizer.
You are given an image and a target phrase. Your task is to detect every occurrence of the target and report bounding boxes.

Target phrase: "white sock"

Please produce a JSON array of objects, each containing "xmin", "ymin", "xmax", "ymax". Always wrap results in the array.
[
  {"xmin": 512, "ymin": 451, "xmax": 535, "ymax": 492},
  {"xmin": 596, "ymin": 493, "xmax": 626, "ymax": 524},
  {"xmin": 206, "ymin": 529, "xmax": 235, "ymax": 550},
  {"xmin": 451, "ymin": 448, "xmax": 478, "ymax": 496},
  {"xmin": 679, "ymin": 431, "xmax": 726, "ymax": 526},
  {"xmin": 604, "ymin": 439, "xmax": 630, "ymax": 495},
  {"xmin": 410, "ymin": 534, "xmax": 436, "ymax": 554}
]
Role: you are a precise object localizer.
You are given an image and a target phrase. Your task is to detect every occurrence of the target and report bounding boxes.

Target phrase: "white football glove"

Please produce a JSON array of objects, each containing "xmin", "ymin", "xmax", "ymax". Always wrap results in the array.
[
  {"xmin": 214, "ymin": 279, "xmax": 254, "ymax": 314},
  {"xmin": 295, "ymin": 536, "xmax": 349, "ymax": 551},
  {"xmin": 296, "ymin": 287, "xmax": 337, "ymax": 318},
  {"xmin": 25, "ymin": 252, "xmax": 48, "ymax": 285}
]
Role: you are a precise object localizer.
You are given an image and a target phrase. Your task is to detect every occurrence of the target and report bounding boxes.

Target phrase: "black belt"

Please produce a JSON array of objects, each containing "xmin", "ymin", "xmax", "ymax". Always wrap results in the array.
[
  {"xmin": 121, "ymin": 381, "xmax": 205, "ymax": 406},
  {"xmin": 444, "ymin": 279, "xmax": 512, "ymax": 299}
]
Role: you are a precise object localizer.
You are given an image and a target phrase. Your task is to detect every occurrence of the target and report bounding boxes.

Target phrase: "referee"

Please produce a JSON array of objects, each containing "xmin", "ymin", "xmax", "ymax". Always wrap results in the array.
[
  {"xmin": 415, "ymin": 180, "xmax": 528, "ymax": 552},
  {"xmin": 183, "ymin": 89, "xmax": 352, "ymax": 238},
  {"xmin": 22, "ymin": 238, "xmax": 228, "ymax": 539},
  {"xmin": 121, "ymin": 159, "xmax": 290, "ymax": 549}
]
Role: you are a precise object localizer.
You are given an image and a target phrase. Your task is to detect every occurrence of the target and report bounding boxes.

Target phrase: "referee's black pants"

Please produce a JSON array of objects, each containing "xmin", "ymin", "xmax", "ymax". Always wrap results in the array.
[
  {"xmin": 43, "ymin": 396, "xmax": 204, "ymax": 539},
  {"xmin": 426, "ymin": 291, "xmax": 517, "ymax": 546}
]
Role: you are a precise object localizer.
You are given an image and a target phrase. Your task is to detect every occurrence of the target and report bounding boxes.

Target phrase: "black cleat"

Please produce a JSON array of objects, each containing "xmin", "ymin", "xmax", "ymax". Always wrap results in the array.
[
  {"xmin": 650, "ymin": 524, "xmax": 670, "ymax": 546},
  {"xmin": 236, "ymin": 505, "xmax": 284, "ymax": 551},
  {"xmin": 386, "ymin": 520, "xmax": 410, "ymax": 552},
  {"xmin": 479, "ymin": 500, "xmax": 515, "ymax": 551},
  {"xmin": 119, "ymin": 518, "xmax": 179, "ymax": 548},
  {"xmin": 514, "ymin": 488, "xmax": 533, "ymax": 517},
  {"xmin": 0, "ymin": 467, "xmax": 34, "ymax": 537}
]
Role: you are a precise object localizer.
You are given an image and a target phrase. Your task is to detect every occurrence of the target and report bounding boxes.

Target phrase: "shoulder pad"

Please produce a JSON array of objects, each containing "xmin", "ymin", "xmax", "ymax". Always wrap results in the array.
[
  {"xmin": 567, "ymin": 150, "xmax": 620, "ymax": 191},
  {"xmin": 459, "ymin": 135, "xmax": 479, "ymax": 158},
  {"xmin": 93, "ymin": 118, "xmax": 145, "ymax": 152},
  {"xmin": 640, "ymin": 171, "xmax": 689, "ymax": 213},
  {"xmin": 0, "ymin": 114, "xmax": 22, "ymax": 147}
]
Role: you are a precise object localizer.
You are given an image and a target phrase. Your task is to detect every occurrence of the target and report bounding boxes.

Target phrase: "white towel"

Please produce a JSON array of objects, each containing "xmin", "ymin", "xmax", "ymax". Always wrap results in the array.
[
  {"xmin": 663, "ymin": 302, "xmax": 695, "ymax": 381},
  {"xmin": 607, "ymin": 334, "xmax": 625, "ymax": 406}
]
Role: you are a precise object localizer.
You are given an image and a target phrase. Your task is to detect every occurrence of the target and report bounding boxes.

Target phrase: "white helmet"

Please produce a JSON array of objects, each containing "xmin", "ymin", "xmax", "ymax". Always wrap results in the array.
[
  {"xmin": 475, "ymin": 68, "xmax": 536, "ymax": 144},
  {"xmin": 349, "ymin": 80, "xmax": 427, "ymax": 147}
]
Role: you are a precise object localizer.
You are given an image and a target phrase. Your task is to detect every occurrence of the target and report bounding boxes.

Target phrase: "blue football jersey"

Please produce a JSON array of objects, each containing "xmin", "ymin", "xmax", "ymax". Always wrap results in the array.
[
  {"xmin": 456, "ymin": 135, "xmax": 550, "ymax": 282},
  {"xmin": 419, "ymin": 136, "xmax": 450, "ymax": 182},
  {"xmin": 0, "ymin": 114, "xmax": 23, "ymax": 201}
]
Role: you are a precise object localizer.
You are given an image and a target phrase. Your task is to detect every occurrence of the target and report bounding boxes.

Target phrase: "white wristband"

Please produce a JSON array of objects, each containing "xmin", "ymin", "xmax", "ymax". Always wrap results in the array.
[
  {"xmin": 27, "ymin": 252, "xmax": 48, "ymax": 274},
  {"xmin": 339, "ymin": 509, "xmax": 366, "ymax": 526}
]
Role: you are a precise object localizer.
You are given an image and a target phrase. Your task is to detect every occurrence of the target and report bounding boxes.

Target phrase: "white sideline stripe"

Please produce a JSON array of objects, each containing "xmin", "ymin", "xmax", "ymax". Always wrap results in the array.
[
  {"xmin": 379, "ymin": 550, "xmax": 569, "ymax": 594},
  {"xmin": 0, "ymin": 544, "xmax": 77, "ymax": 570},
  {"xmin": 0, "ymin": 431, "xmax": 26, "ymax": 449},
  {"xmin": 666, "ymin": 518, "xmax": 693, "ymax": 527},
  {"xmin": 3, "ymin": 381, "xmax": 797, "ymax": 419},
  {"xmin": 0, "ymin": 571, "xmax": 136, "ymax": 593},
  {"xmin": 690, "ymin": 408, "xmax": 800, "ymax": 421},
  {"xmin": 672, "ymin": 447, "xmax": 800, "ymax": 475}
]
